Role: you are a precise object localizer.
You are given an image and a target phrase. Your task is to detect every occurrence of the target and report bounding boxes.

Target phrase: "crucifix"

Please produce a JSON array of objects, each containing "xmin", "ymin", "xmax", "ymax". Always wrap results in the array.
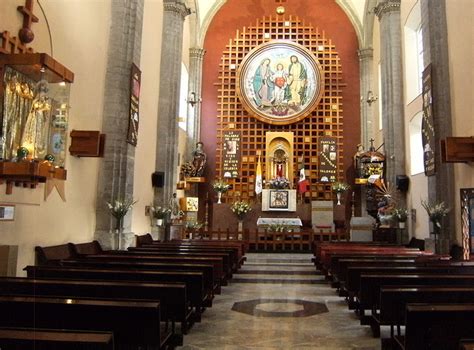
[{"xmin": 17, "ymin": 0, "xmax": 39, "ymax": 44}]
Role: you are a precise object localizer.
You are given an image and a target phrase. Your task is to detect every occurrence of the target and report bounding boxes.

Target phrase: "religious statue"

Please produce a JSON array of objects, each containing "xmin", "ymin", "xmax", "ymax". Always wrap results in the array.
[
  {"xmin": 180, "ymin": 141, "xmax": 207, "ymax": 178},
  {"xmin": 169, "ymin": 193, "xmax": 181, "ymax": 221}
]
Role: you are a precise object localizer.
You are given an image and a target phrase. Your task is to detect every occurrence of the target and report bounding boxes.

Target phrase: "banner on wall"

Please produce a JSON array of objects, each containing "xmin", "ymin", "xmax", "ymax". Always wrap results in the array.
[
  {"xmin": 127, "ymin": 63, "xmax": 141, "ymax": 146},
  {"xmin": 222, "ymin": 130, "xmax": 241, "ymax": 178},
  {"xmin": 421, "ymin": 64, "xmax": 436, "ymax": 176},
  {"xmin": 318, "ymin": 136, "xmax": 337, "ymax": 182}
]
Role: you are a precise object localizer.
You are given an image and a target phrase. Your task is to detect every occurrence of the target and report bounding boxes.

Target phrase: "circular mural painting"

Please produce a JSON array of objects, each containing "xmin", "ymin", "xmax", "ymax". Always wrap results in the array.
[{"xmin": 237, "ymin": 40, "xmax": 324, "ymax": 125}]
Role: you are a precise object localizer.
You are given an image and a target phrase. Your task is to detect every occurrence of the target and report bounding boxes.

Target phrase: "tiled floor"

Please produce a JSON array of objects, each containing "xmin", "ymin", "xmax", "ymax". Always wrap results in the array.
[{"xmin": 179, "ymin": 253, "xmax": 381, "ymax": 350}]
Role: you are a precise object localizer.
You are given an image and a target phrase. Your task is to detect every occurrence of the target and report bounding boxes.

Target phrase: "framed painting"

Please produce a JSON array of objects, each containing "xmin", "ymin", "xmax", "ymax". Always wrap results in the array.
[
  {"xmin": 269, "ymin": 190, "xmax": 289, "ymax": 210},
  {"xmin": 237, "ymin": 40, "xmax": 324, "ymax": 125}
]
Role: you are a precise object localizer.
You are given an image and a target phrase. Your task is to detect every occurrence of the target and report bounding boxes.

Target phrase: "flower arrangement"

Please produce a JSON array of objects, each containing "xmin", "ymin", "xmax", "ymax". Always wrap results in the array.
[
  {"xmin": 421, "ymin": 199, "xmax": 450, "ymax": 228},
  {"xmin": 392, "ymin": 207, "xmax": 408, "ymax": 222},
  {"xmin": 331, "ymin": 181, "xmax": 350, "ymax": 193},
  {"xmin": 268, "ymin": 223, "xmax": 292, "ymax": 233},
  {"xmin": 107, "ymin": 198, "xmax": 137, "ymax": 220},
  {"xmin": 150, "ymin": 206, "xmax": 171, "ymax": 219},
  {"xmin": 230, "ymin": 200, "xmax": 252, "ymax": 220},
  {"xmin": 269, "ymin": 177, "xmax": 290, "ymax": 189},
  {"xmin": 186, "ymin": 221, "xmax": 203, "ymax": 231},
  {"xmin": 212, "ymin": 179, "xmax": 230, "ymax": 193},
  {"xmin": 106, "ymin": 197, "xmax": 137, "ymax": 230}
]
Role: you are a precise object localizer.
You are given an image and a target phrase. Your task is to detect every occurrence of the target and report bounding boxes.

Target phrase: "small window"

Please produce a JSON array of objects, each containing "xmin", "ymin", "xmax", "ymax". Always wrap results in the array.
[
  {"xmin": 404, "ymin": 1, "xmax": 423, "ymax": 102},
  {"xmin": 179, "ymin": 63, "xmax": 189, "ymax": 131},
  {"xmin": 409, "ymin": 111, "xmax": 424, "ymax": 175}
]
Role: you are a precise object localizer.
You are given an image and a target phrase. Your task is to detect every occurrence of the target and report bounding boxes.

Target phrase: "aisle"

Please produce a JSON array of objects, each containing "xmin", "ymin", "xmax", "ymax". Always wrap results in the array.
[{"xmin": 180, "ymin": 253, "xmax": 380, "ymax": 349}]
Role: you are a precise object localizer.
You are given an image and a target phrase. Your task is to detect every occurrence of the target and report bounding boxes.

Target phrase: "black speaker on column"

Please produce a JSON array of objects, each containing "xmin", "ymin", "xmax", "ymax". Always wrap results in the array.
[
  {"xmin": 151, "ymin": 172, "xmax": 164, "ymax": 188},
  {"xmin": 396, "ymin": 175, "xmax": 409, "ymax": 192}
]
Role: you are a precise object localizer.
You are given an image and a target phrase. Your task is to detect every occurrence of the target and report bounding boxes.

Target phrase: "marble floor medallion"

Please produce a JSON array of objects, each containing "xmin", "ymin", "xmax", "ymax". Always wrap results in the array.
[{"xmin": 232, "ymin": 298, "xmax": 329, "ymax": 317}]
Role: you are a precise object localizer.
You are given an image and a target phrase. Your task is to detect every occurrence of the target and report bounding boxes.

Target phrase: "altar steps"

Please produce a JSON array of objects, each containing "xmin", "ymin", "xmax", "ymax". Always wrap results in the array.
[{"xmin": 232, "ymin": 253, "xmax": 324, "ymax": 284}]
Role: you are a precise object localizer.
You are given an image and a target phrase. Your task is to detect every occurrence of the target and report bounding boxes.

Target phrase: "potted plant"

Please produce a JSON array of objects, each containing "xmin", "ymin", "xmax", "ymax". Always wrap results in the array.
[
  {"xmin": 185, "ymin": 221, "xmax": 203, "ymax": 239},
  {"xmin": 150, "ymin": 205, "xmax": 171, "ymax": 226},
  {"xmin": 331, "ymin": 181, "xmax": 350, "ymax": 205},
  {"xmin": 393, "ymin": 207, "xmax": 408, "ymax": 229},
  {"xmin": 212, "ymin": 179, "xmax": 230, "ymax": 204},
  {"xmin": 230, "ymin": 200, "xmax": 252, "ymax": 232}
]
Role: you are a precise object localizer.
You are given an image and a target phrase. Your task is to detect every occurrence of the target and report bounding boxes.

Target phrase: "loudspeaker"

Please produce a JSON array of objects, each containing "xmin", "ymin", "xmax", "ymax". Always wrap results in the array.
[
  {"xmin": 151, "ymin": 172, "xmax": 164, "ymax": 188},
  {"xmin": 396, "ymin": 175, "xmax": 409, "ymax": 192}
]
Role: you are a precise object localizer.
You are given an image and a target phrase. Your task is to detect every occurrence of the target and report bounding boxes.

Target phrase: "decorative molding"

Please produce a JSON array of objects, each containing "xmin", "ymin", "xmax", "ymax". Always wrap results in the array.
[
  {"xmin": 163, "ymin": 1, "xmax": 191, "ymax": 19},
  {"xmin": 357, "ymin": 47, "xmax": 374, "ymax": 61},
  {"xmin": 375, "ymin": 0, "xmax": 401, "ymax": 20},
  {"xmin": 189, "ymin": 47, "xmax": 206, "ymax": 60},
  {"xmin": 335, "ymin": 0, "xmax": 363, "ymax": 47}
]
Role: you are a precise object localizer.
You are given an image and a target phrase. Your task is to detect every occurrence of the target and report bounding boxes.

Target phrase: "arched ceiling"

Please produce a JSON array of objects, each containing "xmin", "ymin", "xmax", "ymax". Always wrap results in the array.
[{"xmin": 195, "ymin": 0, "xmax": 368, "ymax": 47}]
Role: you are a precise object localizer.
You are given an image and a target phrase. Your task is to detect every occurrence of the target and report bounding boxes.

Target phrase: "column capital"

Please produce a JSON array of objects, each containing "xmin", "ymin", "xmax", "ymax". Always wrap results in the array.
[
  {"xmin": 375, "ymin": 0, "xmax": 401, "ymax": 20},
  {"xmin": 163, "ymin": 0, "xmax": 191, "ymax": 19},
  {"xmin": 358, "ymin": 48, "xmax": 374, "ymax": 61},
  {"xmin": 190, "ymin": 47, "xmax": 206, "ymax": 60}
]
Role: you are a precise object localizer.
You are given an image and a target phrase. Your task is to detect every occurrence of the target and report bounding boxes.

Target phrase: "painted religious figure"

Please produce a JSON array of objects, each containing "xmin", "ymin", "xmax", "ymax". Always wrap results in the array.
[{"xmin": 238, "ymin": 41, "xmax": 323, "ymax": 125}]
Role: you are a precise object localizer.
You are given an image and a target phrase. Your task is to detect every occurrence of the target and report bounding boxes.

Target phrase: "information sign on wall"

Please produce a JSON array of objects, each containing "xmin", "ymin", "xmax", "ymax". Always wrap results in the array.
[
  {"xmin": 422, "ymin": 64, "xmax": 436, "ymax": 176},
  {"xmin": 222, "ymin": 131, "xmax": 241, "ymax": 178},
  {"xmin": 318, "ymin": 136, "xmax": 337, "ymax": 182}
]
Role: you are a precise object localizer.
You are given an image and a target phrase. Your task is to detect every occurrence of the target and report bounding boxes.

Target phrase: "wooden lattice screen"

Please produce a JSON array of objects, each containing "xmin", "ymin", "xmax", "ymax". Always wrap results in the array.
[{"xmin": 215, "ymin": 15, "xmax": 345, "ymax": 202}]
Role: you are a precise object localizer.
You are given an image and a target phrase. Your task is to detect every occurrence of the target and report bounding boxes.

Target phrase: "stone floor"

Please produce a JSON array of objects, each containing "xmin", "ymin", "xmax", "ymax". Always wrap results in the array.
[{"xmin": 179, "ymin": 253, "xmax": 381, "ymax": 350}]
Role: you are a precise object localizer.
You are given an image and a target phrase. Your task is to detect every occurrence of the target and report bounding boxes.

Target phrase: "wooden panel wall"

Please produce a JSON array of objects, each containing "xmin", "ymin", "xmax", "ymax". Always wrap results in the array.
[{"xmin": 215, "ymin": 15, "xmax": 345, "ymax": 203}]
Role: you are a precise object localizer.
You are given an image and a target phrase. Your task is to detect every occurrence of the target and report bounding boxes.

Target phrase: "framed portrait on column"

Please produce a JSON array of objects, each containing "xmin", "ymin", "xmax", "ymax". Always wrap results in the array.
[{"xmin": 127, "ymin": 63, "xmax": 141, "ymax": 146}]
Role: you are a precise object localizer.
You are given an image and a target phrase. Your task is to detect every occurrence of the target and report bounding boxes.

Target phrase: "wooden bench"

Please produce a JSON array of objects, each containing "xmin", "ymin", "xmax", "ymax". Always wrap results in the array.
[
  {"xmin": 25, "ymin": 265, "xmax": 210, "ymax": 319},
  {"xmin": 61, "ymin": 258, "xmax": 218, "ymax": 295},
  {"xmin": 395, "ymin": 304, "xmax": 474, "ymax": 350},
  {"xmin": 376, "ymin": 287, "xmax": 474, "ymax": 340},
  {"xmin": 122, "ymin": 248, "xmax": 233, "ymax": 278},
  {"xmin": 0, "ymin": 295, "xmax": 169, "ymax": 349},
  {"xmin": 0, "ymin": 327, "xmax": 114, "ymax": 350},
  {"xmin": 346, "ymin": 265, "xmax": 474, "ymax": 310},
  {"xmin": 134, "ymin": 244, "xmax": 241, "ymax": 271},
  {"xmin": 358, "ymin": 274, "xmax": 474, "ymax": 325},
  {"xmin": 0, "ymin": 277, "xmax": 191, "ymax": 337},
  {"xmin": 80, "ymin": 254, "xmax": 225, "ymax": 287}
]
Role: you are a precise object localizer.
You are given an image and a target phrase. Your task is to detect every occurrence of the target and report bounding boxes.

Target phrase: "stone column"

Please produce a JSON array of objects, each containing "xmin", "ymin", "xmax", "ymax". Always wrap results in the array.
[
  {"xmin": 154, "ymin": 0, "xmax": 190, "ymax": 206},
  {"xmin": 375, "ymin": 0, "xmax": 406, "ymax": 197},
  {"xmin": 186, "ymin": 47, "xmax": 206, "ymax": 156},
  {"xmin": 357, "ymin": 47, "xmax": 374, "ymax": 150},
  {"xmin": 94, "ymin": 0, "xmax": 144, "ymax": 248},
  {"xmin": 421, "ymin": 0, "xmax": 455, "ymax": 249}
]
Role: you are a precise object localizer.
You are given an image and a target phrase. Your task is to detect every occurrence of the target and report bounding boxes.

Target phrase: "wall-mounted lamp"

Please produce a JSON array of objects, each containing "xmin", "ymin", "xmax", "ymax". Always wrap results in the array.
[
  {"xmin": 366, "ymin": 90, "xmax": 378, "ymax": 106},
  {"xmin": 186, "ymin": 91, "xmax": 202, "ymax": 107}
]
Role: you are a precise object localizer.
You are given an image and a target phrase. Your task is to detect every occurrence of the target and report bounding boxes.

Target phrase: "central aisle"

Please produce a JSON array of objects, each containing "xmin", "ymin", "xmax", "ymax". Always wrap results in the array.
[{"xmin": 180, "ymin": 253, "xmax": 380, "ymax": 350}]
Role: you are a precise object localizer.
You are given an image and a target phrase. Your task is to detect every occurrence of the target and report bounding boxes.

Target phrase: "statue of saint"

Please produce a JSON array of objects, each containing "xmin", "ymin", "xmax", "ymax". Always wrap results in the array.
[
  {"xmin": 169, "ymin": 193, "xmax": 181, "ymax": 221},
  {"xmin": 191, "ymin": 142, "xmax": 207, "ymax": 177}
]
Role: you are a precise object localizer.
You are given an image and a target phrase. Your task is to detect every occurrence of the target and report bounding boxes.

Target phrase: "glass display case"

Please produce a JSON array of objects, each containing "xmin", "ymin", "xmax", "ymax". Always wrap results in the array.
[{"xmin": 0, "ymin": 53, "xmax": 74, "ymax": 193}]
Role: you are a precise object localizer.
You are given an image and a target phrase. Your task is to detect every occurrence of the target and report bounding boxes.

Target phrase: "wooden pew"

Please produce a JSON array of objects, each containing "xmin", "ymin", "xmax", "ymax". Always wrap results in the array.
[
  {"xmin": 0, "ymin": 327, "xmax": 114, "ymax": 350},
  {"xmin": 118, "ymin": 248, "xmax": 233, "ymax": 278},
  {"xmin": 0, "ymin": 295, "xmax": 170, "ymax": 349},
  {"xmin": 25, "ymin": 265, "xmax": 210, "ymax": 319},
  {"xmin": 358, "ymin": 274, "xmax": 474, "ymax": 325},
  {"xmin": 78, "ymin": 254, "xmax": 225, "ymax": 287},
  {"xmin": 61, "ymin": 259, "xmax": 218, "ymax": 296},
  {"xmin": 0, "ymin": 277, "xmax": 191, "ymax": 337},
  {"xmin": 345, "ymin": 265, "xmax": 474, "ymax": 307},
  {"xmin": 133, "ymin": 244, "xmax": 240, "ymax": 271},
  {"xmin": 376, "ymin": 287, "xmax": 474, "ymax": 340},
  {"xmin": 395, "ymin": 304, "xmax": 474, "ymax": 350}
]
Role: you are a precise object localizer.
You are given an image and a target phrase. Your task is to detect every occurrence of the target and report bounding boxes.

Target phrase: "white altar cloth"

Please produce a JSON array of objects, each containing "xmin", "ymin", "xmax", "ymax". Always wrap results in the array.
[{"xmin": 257, "ymin": 218, "xmax": 303, "ymax": 226}]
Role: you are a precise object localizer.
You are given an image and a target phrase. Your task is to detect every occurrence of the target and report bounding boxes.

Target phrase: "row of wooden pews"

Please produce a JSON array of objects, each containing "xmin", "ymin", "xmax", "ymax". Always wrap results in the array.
[
  {"xmin": 0, "ymin": 234, "xmax": 247, "ymax": 349},
  {"xmin": 313, "ymin": 240, "xmax": 474, "ymax": 350}
]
